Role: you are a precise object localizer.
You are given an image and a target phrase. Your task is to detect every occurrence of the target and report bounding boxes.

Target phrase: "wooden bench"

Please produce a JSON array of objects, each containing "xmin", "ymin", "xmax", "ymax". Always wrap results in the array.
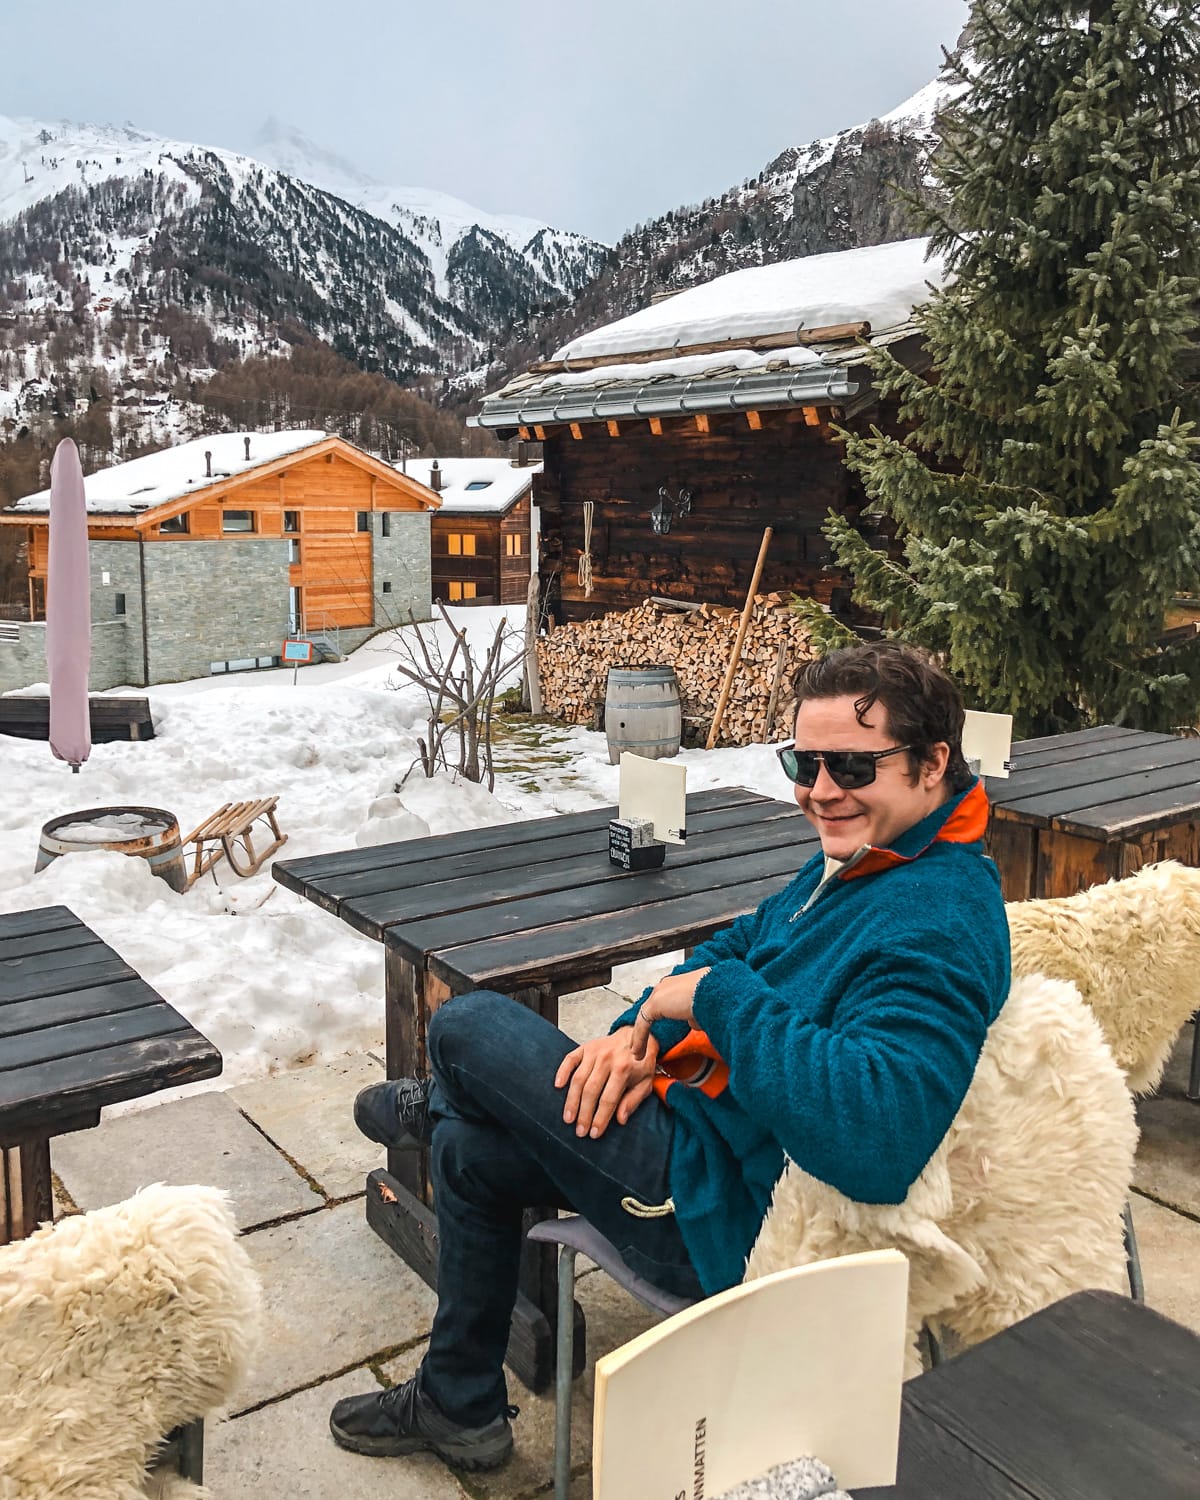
[{"xmin": 0, "ymin": 695, "xmax": 155, "ymax": 743}]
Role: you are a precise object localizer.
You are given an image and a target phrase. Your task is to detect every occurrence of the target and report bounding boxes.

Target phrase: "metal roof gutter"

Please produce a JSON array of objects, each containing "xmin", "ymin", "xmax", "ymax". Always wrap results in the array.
[{"xmin": 469, "ymin": 365, "xmax": 859, "ymax": 429}]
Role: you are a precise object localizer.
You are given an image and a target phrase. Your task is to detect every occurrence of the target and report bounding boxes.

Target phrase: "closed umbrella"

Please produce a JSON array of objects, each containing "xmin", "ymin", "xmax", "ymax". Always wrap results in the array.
[{"xmin": 47, "ymin": 438, "xmax": 91, "ymax": 772}]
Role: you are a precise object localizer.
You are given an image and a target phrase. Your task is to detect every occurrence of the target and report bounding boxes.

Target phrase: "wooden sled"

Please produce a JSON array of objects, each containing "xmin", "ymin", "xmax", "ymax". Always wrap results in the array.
[{"xmin": 184, "ymin": 797, "xmax": 287, "ymax": 887}]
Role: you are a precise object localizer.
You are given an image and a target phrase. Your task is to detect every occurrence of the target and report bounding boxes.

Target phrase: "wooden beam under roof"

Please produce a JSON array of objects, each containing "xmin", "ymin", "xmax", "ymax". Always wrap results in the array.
[
  {"xmin": 606, "ymin": 420, "xmax": 621, "ymax": 437},
  {"xmin": 746, "ymin": 410, "xmax": 763, "ymax": 431}
]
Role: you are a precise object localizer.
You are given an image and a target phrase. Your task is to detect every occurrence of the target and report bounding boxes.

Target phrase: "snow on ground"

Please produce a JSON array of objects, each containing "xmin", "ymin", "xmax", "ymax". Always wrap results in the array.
[{"xmin": 1, "ymin": 607, "xmax": 798, "ymax": 1099}]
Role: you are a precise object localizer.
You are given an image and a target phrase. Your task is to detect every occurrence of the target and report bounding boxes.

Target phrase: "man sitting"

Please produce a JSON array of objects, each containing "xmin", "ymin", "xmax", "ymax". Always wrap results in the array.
[{"xmin": 330, "ymin": 641, "xmax": 1011, "ymax": 1470}]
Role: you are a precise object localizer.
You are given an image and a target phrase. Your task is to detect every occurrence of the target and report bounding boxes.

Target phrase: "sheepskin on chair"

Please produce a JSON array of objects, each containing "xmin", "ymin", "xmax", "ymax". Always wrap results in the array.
[
  {"xmin": 744, "ymin": 974, "xmax": 1137, "ymax": 1376},
  {"xmin": 0, "ymin": 1183, "xmax": 261, "ymax": 1500},
  {"xmin": 1006, "ymin": 859, "xmax": 1200, "ymax": 1095}
]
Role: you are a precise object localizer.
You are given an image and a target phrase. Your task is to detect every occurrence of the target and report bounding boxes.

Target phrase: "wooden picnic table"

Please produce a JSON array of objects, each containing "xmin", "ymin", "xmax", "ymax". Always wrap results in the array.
[
  {"xmin": 854, "ymin": 1290, "xmax": 1200, "ymax": 1498},
  {"xmin": 0, "ymin": 905, "xmax": 222, "ymax": 1243},
  {"xmin": 274, "ymin": 785, "xmax": 816, "ymax": 1390},
  {"xmin": 985, "ymin": 724, "xmax": 1200, "ymax": 901},
  {"xmin": 986, "ymin": 724, "xmax": 1200, "ymax": 1100}
]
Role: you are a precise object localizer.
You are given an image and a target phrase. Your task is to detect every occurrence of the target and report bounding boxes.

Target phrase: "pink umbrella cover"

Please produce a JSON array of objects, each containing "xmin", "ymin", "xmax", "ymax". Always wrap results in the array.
[{"xmin": 47, "ymin": 438, "xmax": 92, "ymax": 770}]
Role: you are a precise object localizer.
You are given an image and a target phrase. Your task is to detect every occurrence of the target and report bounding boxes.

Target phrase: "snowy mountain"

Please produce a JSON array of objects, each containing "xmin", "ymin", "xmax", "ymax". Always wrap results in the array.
[
  {"xmin": 0, "ymin": 113, "xmax": 608, "ymax": 382},
  {"xmin": 474, "ymin": 72, "xmax": 958, "ymax": 394}
]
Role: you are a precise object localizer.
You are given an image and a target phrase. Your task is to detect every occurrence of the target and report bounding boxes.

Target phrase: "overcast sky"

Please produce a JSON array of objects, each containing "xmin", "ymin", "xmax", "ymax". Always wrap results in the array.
[{"xmin": 5, "ymin": 0, "xmax": 969, "ymax": 243}]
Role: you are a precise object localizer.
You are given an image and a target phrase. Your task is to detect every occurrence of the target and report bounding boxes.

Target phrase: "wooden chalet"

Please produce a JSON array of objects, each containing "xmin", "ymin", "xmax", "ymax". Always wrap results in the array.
[
  {"xmin": 0, "ymin": 431, "xmax": 439, "ymax": 690},
  {"xmin": 470, "ymin": 237, "xmax": 942, "ymax": 624},
  {"xmin": 401, "ymin": 456, "xmax": 539, "ymax": 606}
]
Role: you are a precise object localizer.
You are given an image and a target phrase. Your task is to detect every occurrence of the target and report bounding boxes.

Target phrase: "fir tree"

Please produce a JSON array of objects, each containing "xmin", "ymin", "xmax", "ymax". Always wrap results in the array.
[{"xmin": 822, "ymin": 0, "xmax": 1200, "ymax": 733}]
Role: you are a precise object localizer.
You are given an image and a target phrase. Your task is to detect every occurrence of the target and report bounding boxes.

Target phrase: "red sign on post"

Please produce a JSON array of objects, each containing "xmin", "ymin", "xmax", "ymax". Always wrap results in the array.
[{"xmin": 281, "ymin": 639, "xmax": 314, "ymax": 664}]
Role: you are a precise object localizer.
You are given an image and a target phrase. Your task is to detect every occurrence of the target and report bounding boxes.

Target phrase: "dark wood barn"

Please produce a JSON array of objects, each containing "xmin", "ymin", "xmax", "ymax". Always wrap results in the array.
[
  {"xmin": 471, "ymin": 239, "xmax": 938, "ymax": 624},
  {"xmin": 403, "ymin": 456, "xmax": 538, "ymax": 606}
]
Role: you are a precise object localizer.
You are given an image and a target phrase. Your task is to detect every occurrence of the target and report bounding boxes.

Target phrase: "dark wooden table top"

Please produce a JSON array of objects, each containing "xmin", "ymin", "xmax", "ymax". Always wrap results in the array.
[
  {"xmin": 855, "ymin": 1291, "xmax": 1200, "ymax": 1500},
  {"xmin": 988, "ymin": 724, "xmax": 1200, "ymax": 838},
  {"xmin": 0, "ymin": 905, "xmax": 222, "ymax": 1142},
  {"xmin": 274, "ymin": 786, "xmax": 817, "ymax": 995}
]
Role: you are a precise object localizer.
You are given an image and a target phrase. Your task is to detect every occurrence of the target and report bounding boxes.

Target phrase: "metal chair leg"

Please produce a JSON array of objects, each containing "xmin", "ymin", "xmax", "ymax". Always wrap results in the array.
[
  {"xmin": 553, "ymin": 1243, "xmax": 577, "ymax": 1500},
  {"xmin": 1187, "ymin": 1013, "xmax": 1200, "ymax": 1102},
  {"xmin": 1123, "ymin": 1200, "xmax": 1145, "ymax": 1303}
]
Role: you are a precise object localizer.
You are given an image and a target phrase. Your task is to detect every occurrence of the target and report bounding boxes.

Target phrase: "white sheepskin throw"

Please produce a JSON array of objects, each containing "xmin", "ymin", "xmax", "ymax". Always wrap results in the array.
[
  {"xmin": 744, "ymin": 974, "xmax": 1137, "ymax": 1376},
  {"xmin": 0, "ymin": 1183, "xmax": 261, "ymax": 1500},
  {"xmin": 1007, "ymin": 859, "xmax": 1200, "ymax": 1094}
]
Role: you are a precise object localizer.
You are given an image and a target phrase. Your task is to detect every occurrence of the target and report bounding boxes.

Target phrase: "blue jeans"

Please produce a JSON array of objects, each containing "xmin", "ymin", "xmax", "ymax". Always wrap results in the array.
[{"xmin": 418, "ymin": 989, "xmax": 703, "ymax": 1425}]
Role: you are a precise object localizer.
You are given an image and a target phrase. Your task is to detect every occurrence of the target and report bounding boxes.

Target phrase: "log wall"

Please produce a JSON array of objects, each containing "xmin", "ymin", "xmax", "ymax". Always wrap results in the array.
[{"xmin": 534, "ymin": 410, "xmax": 865, "ymax": 624}]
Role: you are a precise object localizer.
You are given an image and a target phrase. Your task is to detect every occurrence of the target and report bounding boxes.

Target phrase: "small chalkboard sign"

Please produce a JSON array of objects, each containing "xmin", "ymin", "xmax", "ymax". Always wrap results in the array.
[{"xmin": 282, "ymin": 639, "xmax": 314, "ymax": 664}]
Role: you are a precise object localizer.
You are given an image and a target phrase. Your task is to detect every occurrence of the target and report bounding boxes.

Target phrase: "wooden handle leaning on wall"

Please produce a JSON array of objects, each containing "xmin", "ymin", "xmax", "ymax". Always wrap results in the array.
[{"xmin": 706, "ymin": 526, "xmax": 773, "ymax": 750}]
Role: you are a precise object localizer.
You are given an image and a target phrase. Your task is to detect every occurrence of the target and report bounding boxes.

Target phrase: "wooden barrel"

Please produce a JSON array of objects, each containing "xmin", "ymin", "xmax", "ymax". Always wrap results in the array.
[
  {"xmin": 36, "ymin": 806, "xmax": 187, "ymax": 893},
  {"xmin": 605, "ymin": 666, "xmax": 682, "ymax": 765}
]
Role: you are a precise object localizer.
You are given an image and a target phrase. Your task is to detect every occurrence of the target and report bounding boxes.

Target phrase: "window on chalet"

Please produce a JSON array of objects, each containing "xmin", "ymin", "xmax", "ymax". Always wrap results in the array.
[
  {"xmin": 382, "ymin": 580, "xmax": 392, "ymax": 593},
  {"xmin": 464, "ymin": 480, "xmax": 493, "ymax": 492},
  {"xmin": 357, "ymin": 512, "xmax": 371, "ymax": 533},
  {"xmin": 381, "ymin": 513, "xmax": 391, "ymax": 537},
  {"xmin": 447, "ymin": 533, "xmax": 476, "ymax": 556},
  {"xmin": 283, "ymin": 511, "xmax": 300, "ymax": 533},
  {"xmin": 159, "ymin": 513, "xmax": 189, "ymax": 534},
  {"xmin": 114, "ymin": 593, "xmax": 126, "ymax": 616},
  {"xmin": 288, "ymin": 539, "xmax": 301, "ymax": 564},
  {"xmin": 505, "ymin": 533, "xmax": 522, "ymax": 557},
  {"xmin": 448, "ymin": 581, "xmax": 477, "ymax": 601},
  {"xmin": 222, "ymin": 510, "xmax": 256, "ymax": 533}
]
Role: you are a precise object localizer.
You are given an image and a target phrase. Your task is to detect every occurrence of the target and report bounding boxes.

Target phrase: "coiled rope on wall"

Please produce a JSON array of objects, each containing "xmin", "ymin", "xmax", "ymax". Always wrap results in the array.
[{"xmin": 578, "ymin": 500, "xmax": 594, "ymax": 597}]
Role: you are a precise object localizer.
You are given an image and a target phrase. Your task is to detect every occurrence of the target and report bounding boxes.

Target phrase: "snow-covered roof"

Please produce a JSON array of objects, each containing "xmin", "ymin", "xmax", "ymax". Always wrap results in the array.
[
  {"xmin": 473, "ymin": 238, "xmax": 946, "ymax": 431},
  {"xmin": 398, "ymin": 457, "xmax": 539, "ymax": 514},
  {"xmin": 554, "ymin": 238, "xmax": 946, "ymax": 364},
  {"xmin": 12, "ymin": 430, "xmax": 332, "ymax": 515}
]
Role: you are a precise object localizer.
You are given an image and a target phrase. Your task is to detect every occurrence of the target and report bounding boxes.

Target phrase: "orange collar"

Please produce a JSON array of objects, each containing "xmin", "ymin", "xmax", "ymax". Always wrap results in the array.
[{"xmin": 838, "ymin": 778, "xmax": 991, "ymax": 883}]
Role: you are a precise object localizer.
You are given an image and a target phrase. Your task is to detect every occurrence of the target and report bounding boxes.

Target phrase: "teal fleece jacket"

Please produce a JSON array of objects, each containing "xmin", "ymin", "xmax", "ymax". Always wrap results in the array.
[{"xmin": 610, "ymin": 779, "xmax": 1011, "ymax": 1296}]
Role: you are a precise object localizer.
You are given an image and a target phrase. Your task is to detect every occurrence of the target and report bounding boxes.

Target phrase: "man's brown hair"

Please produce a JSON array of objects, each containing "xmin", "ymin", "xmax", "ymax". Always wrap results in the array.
[{"xmin": 792, "ymin": 641, "xmax": 973, "ymax": 791}]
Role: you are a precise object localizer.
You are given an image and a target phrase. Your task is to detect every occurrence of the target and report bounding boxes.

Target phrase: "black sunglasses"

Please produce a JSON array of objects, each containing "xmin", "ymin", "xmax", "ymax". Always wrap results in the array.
[{"xmin": 776, "ymin": 744, "xmax": 913, "ymax": 790}]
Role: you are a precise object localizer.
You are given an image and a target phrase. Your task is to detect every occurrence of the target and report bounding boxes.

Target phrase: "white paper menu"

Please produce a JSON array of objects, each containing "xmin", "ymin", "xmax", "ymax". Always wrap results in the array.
[{"xmin": 618, "ymin": 753, "xmax": 687, "ymax": 843}]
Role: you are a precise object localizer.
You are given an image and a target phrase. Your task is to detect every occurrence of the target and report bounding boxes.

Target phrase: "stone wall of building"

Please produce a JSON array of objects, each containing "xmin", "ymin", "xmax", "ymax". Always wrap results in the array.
[
  {"xmin": 0, "ymin": 619, "xmax": 133, "ymax": 694},
  {"xmin": 142, "ymin": 540, "xmax": 289, "ymax": 683},
  {"xmin": 371, "ymin": 511, "xmax": 432, "ymax": 628}
]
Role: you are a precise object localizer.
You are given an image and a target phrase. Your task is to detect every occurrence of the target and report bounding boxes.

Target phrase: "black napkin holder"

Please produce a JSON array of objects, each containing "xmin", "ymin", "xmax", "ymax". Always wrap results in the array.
[{"xmin": 608, "ymin": 816, "xmax": 666, "ymax": 870}]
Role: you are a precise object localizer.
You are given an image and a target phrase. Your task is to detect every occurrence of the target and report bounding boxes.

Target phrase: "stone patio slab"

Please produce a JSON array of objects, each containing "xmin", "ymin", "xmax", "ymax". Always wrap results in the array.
[
  {"xmin": 558, "ymin": 985, "xmax": 627, "ymax": 1045},
  {"xmin": 205, "ymin": 1371, "xmax": 469, "ymax": 1498},
  {"xmin": 50, "ymin": 1089, "xmax": 321, "ymax": 1231},
  {"xmin": 1129, "ymin": 1191, "xmax": 1200, "ymax": 1336},
  {"xmin": 236, "ymin": 1197, "xmax": 438, "ymax": 1410},
  {"xmin": 1133, "ymin": 1024, "xmax": 1200, "ymax": 1219},
  {"xmin": 381, "ymin": 1268, "xmax": 659, "ymax": 1500},
  {"xmin": 229, "ymin": 1053, "xmax": 386, "ymax": 1200}
]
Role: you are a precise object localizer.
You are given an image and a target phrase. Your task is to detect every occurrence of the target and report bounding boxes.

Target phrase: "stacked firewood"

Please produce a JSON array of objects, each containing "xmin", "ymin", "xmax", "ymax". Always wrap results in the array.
[{"xmin": 536, "ymin": 594, "xmax": 814, "ymax": 746}]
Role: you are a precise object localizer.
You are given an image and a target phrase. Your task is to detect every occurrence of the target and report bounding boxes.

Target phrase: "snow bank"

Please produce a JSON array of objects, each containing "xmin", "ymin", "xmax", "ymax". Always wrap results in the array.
[{"xmin": 554, "ymin": 237, "xmax": 947, "ymax": 363}]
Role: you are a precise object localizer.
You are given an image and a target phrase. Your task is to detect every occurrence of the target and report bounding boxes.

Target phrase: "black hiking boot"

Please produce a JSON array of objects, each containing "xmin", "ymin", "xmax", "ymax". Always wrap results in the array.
[
  {"xmin": 329, "ymin": 1375, "xmax": 517, "ymax": 1469},
  {"xmin": 353, "ymin": 1075, "xmax": 433, "ymax": 1149}
]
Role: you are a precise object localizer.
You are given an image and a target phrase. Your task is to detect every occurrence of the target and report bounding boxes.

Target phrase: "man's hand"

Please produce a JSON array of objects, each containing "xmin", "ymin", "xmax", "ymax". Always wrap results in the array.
[
  {"xmin": 555, "ymin": 1029, "xmax": 661, "ymax": 1140},
  {"xmin": 629, "ymin": 968, "xmax": 711, "ymax": 1061}
]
